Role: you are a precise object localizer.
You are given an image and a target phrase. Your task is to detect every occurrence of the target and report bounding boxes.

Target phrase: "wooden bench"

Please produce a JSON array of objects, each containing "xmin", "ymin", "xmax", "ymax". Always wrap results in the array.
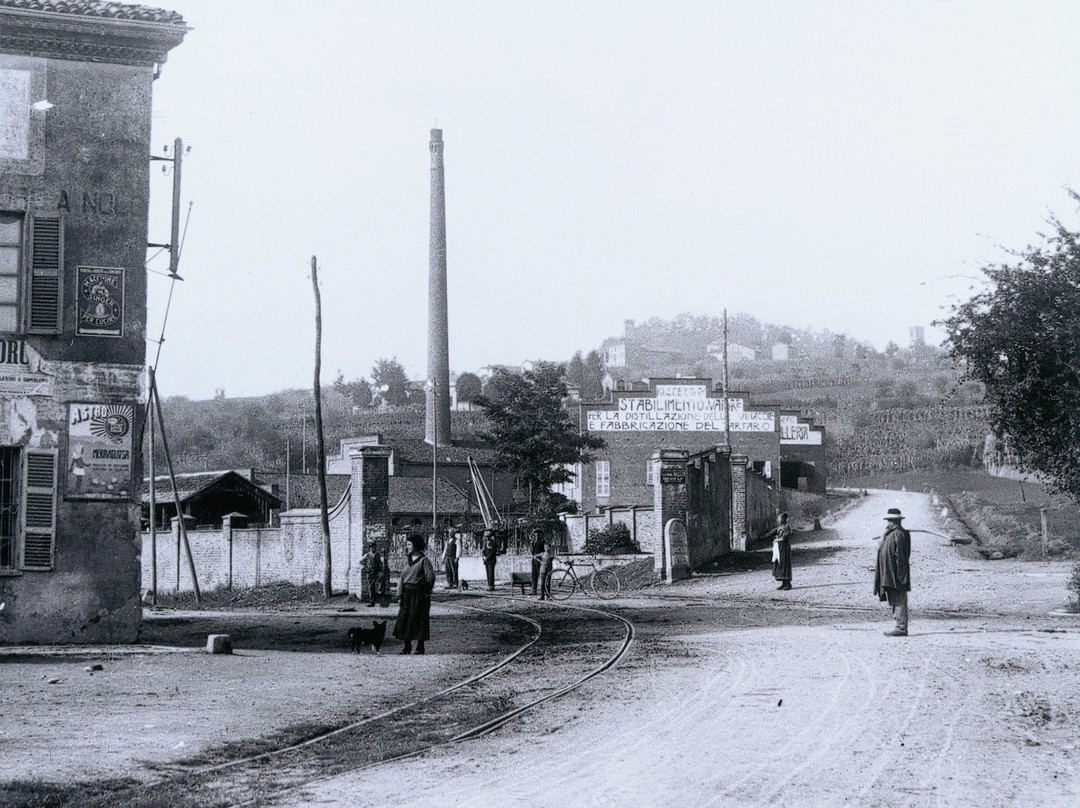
[{"xmin": 510, "ymin": 572, "xmax": 532, "ymax": 595}]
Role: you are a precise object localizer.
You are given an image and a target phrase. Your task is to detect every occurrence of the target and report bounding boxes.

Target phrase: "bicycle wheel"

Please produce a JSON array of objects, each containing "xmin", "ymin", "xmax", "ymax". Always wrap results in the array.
[
  {"xmin": 550, "ymin": 569, "xmax": 576, "ymax": 600},
  {"xmin": 591, "ymin": 568, "xmax": 621, "ymax": 600}
]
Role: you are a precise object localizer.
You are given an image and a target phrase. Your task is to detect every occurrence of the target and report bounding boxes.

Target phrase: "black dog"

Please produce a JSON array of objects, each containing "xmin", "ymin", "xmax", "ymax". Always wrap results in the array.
[{"xmin": 347, "ymin": 620, "xmax": 387, "ymax": 654}]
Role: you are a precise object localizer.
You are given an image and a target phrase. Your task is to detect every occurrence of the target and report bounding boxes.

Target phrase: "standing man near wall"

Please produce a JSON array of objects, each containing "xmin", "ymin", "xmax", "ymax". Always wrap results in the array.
[
  {"xmin": 874, "ymin": 508, "xmax": 911, "ymax": 637},
  {"xmin": 482, "ymin": 530, "xmax": 499, "ymax": 591}
]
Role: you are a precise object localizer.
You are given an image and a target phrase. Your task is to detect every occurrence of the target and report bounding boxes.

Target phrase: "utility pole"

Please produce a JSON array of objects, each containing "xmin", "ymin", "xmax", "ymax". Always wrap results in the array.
[
  {"xmin": 311, "ymin": 256, "xmax": 332, "ymax": 599},
  {"xmin": 723, "ymin": 308, "xmax": 731, "ymax": 447}
]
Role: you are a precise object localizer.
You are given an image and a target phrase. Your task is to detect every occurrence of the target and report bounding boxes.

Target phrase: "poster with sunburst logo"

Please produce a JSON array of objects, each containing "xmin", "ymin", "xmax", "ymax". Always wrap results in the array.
[{"xmin": 67, "ymin": 403, "xmax": 134, "ymax": 500}]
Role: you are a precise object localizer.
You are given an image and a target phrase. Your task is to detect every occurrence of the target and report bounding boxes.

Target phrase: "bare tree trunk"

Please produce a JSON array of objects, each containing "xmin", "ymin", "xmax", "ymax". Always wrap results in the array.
[{"xmin": 312, "ymin": 256, "xmax": 332, "ymax": 599}]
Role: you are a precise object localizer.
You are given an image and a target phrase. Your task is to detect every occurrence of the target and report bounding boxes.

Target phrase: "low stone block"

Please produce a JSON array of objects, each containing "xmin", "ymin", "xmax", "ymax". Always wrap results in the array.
[{"xmin": 206, "ymin": 634, "xmax": 233, "ymax": 654}]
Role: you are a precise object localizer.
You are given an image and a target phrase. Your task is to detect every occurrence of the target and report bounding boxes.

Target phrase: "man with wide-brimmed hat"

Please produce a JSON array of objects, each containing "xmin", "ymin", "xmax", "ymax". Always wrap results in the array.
[{"xmin": 874, "ymin": 507, "xmax": 911, "ymax": 636}]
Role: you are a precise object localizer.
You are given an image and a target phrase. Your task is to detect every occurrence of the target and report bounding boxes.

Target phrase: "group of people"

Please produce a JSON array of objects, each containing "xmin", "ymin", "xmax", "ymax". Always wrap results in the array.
[
  {"xmin": 363, "ymin": 528, "xmax": 562, "ymax": 656},
  {"xmin": 762, "ymin": 506, "xmax": 912, "ymax": 637}
]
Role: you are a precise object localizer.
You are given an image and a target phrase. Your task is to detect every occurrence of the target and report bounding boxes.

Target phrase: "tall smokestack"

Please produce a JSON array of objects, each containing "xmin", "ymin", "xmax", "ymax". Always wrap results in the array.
[{"xmin": 426, "ymin": 128, "xmax": 452, "ymax": 446}]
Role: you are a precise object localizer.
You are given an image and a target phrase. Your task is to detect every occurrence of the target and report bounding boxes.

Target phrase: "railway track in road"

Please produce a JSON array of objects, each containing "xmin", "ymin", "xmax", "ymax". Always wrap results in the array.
[{"xmin": 94, "ymin": 593, "xmax": 635, "ymax": 808}]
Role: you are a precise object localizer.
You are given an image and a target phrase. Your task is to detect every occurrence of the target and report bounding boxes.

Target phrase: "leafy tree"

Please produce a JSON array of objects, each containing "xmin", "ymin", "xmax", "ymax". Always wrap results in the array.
[
  {"xmin": 455, "ymin": 372, "xmax": 482, "ymax": 405},
  {"xmin": 565, "ymin": 352, "xmax": 586, "ymax": 392},
  {"xmin": 371, "ymin": 358, "xmax": 410, "ymax": 406},
  {"xmin": 941, "ymin": 207, "xmax": 1080, "ymax": 500},
  {"xmin": 476, "ymin": 363, "xmax": 605, "ymax": 507},
  {"xmin": 582, "ymin": 350, "xmax": 605, "ymax": 400},
  {"xmin": 333, "ymin": 371, "xmax": 372, "ymax": 408},
  {"xmin": 884, "ymin": 341, "xmax": 900, "ymax": 357}
]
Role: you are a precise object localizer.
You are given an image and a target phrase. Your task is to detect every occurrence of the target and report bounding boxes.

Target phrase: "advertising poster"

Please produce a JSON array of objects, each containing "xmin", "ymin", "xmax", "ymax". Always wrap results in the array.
[
  {"xmin": 67, "ymin": 403, "xmax": 134, "ymax": 500},
  {"xmin": 76, "ymin": 266, "xmax": 124, "ymax": 337}
]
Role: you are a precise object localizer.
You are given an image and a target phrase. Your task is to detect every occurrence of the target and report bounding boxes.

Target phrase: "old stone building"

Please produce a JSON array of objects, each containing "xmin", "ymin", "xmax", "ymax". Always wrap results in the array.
[
  {"xmin": 573, "ymin": 378, "xmax": 826, "ymax": 512},
  {"xmin": 0, "ymin": 1, "xmax": 186, "ymax": 643}
]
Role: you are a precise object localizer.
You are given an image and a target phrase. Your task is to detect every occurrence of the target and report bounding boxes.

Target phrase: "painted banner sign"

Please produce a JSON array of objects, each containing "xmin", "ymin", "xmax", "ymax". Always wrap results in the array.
[
  {"xmin": 76, "ymin": 267, "xmax": 124, "ymax": 337},
  {"xmin": 67, "ymin": 403, "xmax": 134, "ymax": 500},
  {"xmin": 0, "ymin": 68, "xmax": 30, "ymax": 160},
  {"xmin": 780, "ymin": 414, "xmax": 823, "ymax": 445},
  {"xmin": 588, "ymin": 385, "xmax": 775, "ymax": 432}
]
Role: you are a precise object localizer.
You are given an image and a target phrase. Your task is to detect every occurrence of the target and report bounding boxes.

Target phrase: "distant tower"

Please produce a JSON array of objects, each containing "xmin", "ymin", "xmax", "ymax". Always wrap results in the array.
[
  {"xmin": 909, "ymin": 326, "xmax": 925, "ymax": 347},
  {"xmin": 426, "ymin": 129, "xmax": 452, "ymax": 446}
]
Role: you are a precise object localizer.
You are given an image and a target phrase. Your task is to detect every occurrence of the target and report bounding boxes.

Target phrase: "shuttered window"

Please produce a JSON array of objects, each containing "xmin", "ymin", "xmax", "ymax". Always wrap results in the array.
[
  {"xmin": 596, "ymin": 460, "xmax": 611, "ymax": 498},
  {"xmin": 0, "ymin": 212, "xmax": 22, "ymax": 333},
  {"xmin": 21, "ymin": 449, "xmax": 57, "ymax": 570},
  {"xmin": 27, "ymin": 214, "xmax": 63, "ymax": 334}
]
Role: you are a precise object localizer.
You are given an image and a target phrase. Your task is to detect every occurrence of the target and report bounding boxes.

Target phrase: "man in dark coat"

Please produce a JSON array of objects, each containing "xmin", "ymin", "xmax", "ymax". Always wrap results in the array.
[
  {"xmin": 874, "ymin": 507, "xmax": 911, "ymax": 636},
  {"xmin": 481, "ymin": 530, "xmax": 498, "ymax": 591}
]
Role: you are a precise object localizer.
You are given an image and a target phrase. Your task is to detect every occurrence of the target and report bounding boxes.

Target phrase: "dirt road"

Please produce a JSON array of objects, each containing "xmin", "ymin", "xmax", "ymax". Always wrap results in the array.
[{"xmin": 288, "ymin": 490, "xmax": 1080, "ymax": 808}]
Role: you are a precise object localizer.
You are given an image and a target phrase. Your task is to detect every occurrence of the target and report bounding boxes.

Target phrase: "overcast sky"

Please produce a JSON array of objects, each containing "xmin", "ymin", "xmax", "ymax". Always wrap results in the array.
[{"xmin": 144, "ymin": 0, "xmax": 1080, "ymax": 399}]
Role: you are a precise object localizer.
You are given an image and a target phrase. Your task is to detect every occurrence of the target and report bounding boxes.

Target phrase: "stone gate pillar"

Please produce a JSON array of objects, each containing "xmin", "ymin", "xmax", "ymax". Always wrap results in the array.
[
  {"xmin": 730, "ymin": 454, "xmax": 749, "ymax": 551},
  {"xmin": 349, "ymin": 446, "xmax": 392, "ymax": 597},
  {"xmin": 653, "ymin": 449, "xmax": 689, "ymax": 579}
]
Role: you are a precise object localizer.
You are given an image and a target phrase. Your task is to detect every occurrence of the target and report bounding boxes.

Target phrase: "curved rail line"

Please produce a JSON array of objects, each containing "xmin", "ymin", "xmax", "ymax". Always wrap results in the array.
[
  {"xmin": 196, "ymin": 601, "xmax": 542, "ymax": 776},
  {"xmin": 223, "ymin": 593, "xmax": 635, "ymax": 808}
]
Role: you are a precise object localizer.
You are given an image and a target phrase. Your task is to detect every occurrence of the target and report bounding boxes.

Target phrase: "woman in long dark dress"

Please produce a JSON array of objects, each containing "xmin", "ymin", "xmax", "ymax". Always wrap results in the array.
[
  {"xmin": 763, "ymin": 512, "xmax": 793, "ymax": 590},
  {"xmin": 393, "ymin": 534, "xmax": 437, "ymax": 654}
]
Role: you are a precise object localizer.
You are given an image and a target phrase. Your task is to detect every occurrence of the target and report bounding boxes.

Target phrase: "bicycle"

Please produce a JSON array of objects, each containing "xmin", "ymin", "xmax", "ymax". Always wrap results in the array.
[{"xmin": 549, "ymin": 557, "xmax": 621, "ymax": 600}]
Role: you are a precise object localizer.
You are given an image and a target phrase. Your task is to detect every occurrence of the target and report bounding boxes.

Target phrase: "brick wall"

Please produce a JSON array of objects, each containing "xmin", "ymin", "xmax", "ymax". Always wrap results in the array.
[{"xmin": 684, "ymin": 446, "xmax": 732, "ymax": 567}]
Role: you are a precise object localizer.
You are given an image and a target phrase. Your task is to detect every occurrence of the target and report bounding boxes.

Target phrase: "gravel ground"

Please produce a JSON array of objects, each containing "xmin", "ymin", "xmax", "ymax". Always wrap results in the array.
[
  {"xmin": 289, "ymin": 490, "xmax": 1080, "ymax": 808},
  {"xmin": 2, "ymin": 489, "xmax": 1078, "ymax": 807}
]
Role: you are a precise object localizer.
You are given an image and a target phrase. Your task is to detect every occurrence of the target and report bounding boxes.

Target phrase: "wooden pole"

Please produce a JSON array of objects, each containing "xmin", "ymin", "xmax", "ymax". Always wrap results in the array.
[
  {"xmin": 1040, "ymin": 507, "xmax": 1049, "ymax": 557},
  {"xmin": 147, "ymin": 387, "xmax": 157, "ymax": 606},
  {"xmin": 723, "ymin": 308, "xmax": 730, "ymax": 446},
  {"xmin": 150, "ymin": 370, "xmax": 200, "ymax": 604},
  {"xmin": 432, "ymin": 379, "xmax": 438, "ymax": 546},
  {"xmin": 311, "ymin": 256, "xmax": 332, "ymax": 599}
]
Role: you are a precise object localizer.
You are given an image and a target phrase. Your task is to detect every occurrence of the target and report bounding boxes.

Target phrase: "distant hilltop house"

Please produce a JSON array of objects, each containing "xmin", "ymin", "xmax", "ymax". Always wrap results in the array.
[
  {"xmin": 602, "ymin": 338, "xmax": 687, "ymax": 371},
  {"xmin": 707, "ymin": 341, "xmax": 756, "ymax": 362}
]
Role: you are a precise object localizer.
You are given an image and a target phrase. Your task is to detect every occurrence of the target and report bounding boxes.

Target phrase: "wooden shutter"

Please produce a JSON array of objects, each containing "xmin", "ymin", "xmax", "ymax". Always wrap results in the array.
[
  {"xmin": 21, "ymin": 449, "xmax": 57, "ymax": 571},
  {"xmin": 26, "ymin": 214, "xmax": 63, "ymax": 334}
]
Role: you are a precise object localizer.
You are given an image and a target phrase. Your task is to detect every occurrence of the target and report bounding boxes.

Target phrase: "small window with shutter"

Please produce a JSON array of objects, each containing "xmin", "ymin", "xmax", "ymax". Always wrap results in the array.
[
  {"xmin": 0, "ymin": 447, "xmax": 19, "ymax": 572},
  {"xmin": 21, "ymin": 449, "xmax": 57, "ymax": 571},
  {"xmin": 27, "ymin": 214, "xmax": 63, "ymax": 334}
]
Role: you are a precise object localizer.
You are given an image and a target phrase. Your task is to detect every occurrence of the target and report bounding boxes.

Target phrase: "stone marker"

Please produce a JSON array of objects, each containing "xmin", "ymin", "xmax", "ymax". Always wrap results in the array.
[{"xmin": 206, "ymin": 634, "xmax": 233, "ymax": 654}]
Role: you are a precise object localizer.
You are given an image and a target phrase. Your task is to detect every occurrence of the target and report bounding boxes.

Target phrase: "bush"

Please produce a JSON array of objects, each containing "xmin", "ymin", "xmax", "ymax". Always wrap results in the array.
[
  {"xmin": 584, "ymin": 522, "xmax": 639, "ymax": 554},
  {"xmin": 1069, "ymin": 562, "xmax": 1080, "ymax": 613}
]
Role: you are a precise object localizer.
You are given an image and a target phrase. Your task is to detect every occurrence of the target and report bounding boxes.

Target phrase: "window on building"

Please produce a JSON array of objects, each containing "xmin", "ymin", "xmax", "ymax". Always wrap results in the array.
[
  {"xmin": 0, "ymin": 447, "xmax": 56, "ymax": 573},
  {"xmin": 646, "ymin": 459, "xmax": 658, "ymax": 486},
  {"xmin": 596, "ymin": 460, "xmax": 610, "ymax": 498},
  {"xmin": 0, "ymin": 213, "xmax": 21, "ymax": 332},
  {"xmin": 0, "ymin": 448, "xmax": 19, "ymax": 570},
  {"xmin": 0, "ymin": 212, "xmax": 63, "ymax": 335}
]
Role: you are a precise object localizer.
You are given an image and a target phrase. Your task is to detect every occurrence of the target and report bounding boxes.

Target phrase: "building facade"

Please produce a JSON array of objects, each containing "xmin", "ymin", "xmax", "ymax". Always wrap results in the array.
[
  {"xmin": 573, "ymin": 378, "xmax": 825, "ymax": 511},
  {"xmin": 0, "ymin": 1, "xmax": 186, "ymax": 643}
]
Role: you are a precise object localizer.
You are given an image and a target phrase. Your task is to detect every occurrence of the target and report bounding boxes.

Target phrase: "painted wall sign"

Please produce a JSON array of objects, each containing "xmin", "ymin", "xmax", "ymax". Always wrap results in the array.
[
  {"xmin": 0, "ymin": 68, "xmax": 30, "ymax": 160},
  {"xmin": 0, "ymin": 337, "xmax": 52, "ymax": 395},
  {"xmin": 66, "ymin": 403, "xmax": 134, "ymax": 500},
  {"xmin": 587, "ymin": 390, "xmax": 775, "ymax": 433},
  {"xmin": 780, "ymin": 414, "xmax": 823, "ymax": 445},
  {"xmin": 76, "ymin": 267, "xmax": 124, "ymax": 337},
  {"xmin": 659, "ymin": 467, "xmax": 686, "ymax": 484}
]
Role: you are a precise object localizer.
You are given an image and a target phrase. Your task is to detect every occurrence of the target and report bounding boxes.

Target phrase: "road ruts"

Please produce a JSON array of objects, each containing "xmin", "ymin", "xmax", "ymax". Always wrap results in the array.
[{"xmin": 166, "ymin": 592, "xmax": 634, "ymax": 808}]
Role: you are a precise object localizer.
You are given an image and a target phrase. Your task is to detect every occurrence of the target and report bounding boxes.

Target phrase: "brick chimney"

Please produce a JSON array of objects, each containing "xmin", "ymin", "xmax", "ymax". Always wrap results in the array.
[{"xmin": 426, "ymin": 129, "xmax": 451, "ymax": 446}]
